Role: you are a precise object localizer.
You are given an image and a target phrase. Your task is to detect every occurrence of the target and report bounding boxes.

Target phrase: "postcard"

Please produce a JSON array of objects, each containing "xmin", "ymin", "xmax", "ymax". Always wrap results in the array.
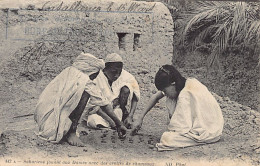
[{"xmin": 0, "ymin": 0, "xmax": 259, "ymax": 166}]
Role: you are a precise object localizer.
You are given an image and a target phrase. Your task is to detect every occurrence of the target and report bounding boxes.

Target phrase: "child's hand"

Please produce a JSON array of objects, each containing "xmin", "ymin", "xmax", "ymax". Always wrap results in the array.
[
  {"xmin": 117, "ymin": 125, "xmax": 127, "ymax": 139},
  {"xmin": 112, "ymin": 98, "xmax": 119, "ymax": 108},
  {"xmin": 123, "ymin": 116, "xmax": 133, "ymax": 129},
  {"xmin": 130, "ymin": 119, "xmax": 143, "ymax": 135}
]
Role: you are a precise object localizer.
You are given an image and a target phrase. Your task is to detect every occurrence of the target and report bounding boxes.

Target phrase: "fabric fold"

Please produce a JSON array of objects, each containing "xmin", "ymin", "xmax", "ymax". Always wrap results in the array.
[
  {"xmin": 156, "ymin": 78, "xmax": 224, "ymax": 150},
  {"xmin": 34, "ymin": 53, "xmax": 108, "ymax": 143}
]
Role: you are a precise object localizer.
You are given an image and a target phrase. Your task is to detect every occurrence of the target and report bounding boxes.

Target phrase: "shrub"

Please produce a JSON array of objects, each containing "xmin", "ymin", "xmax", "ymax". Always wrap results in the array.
[{"xmin": 183, "ymin": 2, "xmax": 260, "ymax": 67}]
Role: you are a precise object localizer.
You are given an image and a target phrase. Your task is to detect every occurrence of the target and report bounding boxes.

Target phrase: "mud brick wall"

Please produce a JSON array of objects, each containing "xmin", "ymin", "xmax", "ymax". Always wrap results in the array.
[{"xmin": 1, "ymin": 0, "xmax": 174, "ymax": 93}]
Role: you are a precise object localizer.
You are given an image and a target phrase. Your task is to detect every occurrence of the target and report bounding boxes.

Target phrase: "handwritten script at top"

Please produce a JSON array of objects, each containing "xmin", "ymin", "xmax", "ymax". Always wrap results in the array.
[{"xmin": 41, "ymin": 1, "xmax": 156, "ymax": 13}]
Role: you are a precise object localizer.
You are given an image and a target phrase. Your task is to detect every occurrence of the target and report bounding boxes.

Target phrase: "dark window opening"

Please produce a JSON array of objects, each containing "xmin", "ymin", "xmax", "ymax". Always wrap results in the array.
[
  {"xmin": 117, "ymin": 33, "xmax": 127, "ymax": 50},
  {"xmin": 133, "ymin": 33, "xmax": 140, "ymax": 51}
]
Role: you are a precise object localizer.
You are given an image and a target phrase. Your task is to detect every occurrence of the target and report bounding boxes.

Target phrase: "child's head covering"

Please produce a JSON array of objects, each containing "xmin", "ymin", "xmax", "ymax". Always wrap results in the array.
[
  {"xmin": 105, "ymin": 53, "xmax": 123, "ymax": 63},
  {"xmin": 72, "ymin": 52, "xmax": 105, "ymax": 75}
]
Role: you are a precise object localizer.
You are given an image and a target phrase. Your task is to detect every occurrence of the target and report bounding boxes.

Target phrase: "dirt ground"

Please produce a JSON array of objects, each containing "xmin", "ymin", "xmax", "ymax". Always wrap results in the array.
[
  {"xmin": 0, "ymin": 3, "xmax": 260, "ymax": 166},
  {"xmin": 0, "ymin": 73, "xmax": 260, "ymax": 166}
]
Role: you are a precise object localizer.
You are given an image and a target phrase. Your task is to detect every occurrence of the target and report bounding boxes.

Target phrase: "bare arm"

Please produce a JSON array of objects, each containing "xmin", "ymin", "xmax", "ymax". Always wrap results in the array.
[
  {"xmin": 138, "ymin": 91, "xmax": 164, "ymax": 121},
  {"xmin": 123, "ymin": 94, "xmax": 138, "ymax": 128},
  {"xmin": 69, "ymin": 91, "xmax": 90, "ymax": 126},
  {"xmin": 96, "ymin": 108, "xmax": 116, "ymax": 128},
  {"xmin": 100, "ymin": 104, "xmax": 123, "ymax": 127},
  {"xmin": 130, "ymin": 91, "xmax": 164, "ymax": 135},
  {"xmin": 100, "ymin": 104, "xmax": 127, "ymax": 138},
  {"xmin": 128, "ymin": 93, "xmax": 138, "ymax": 119}
]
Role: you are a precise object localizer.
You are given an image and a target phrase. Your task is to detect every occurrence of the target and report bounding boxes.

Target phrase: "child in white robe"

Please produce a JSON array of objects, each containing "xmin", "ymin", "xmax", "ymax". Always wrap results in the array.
[
  {"xmin": 34, "ymin": 53, "xmax": 126, "ymax": 146},
  {"xmin": 82, "ymin": 53, "xmax": 140, "ymax": 129},
  {"xmin": 131, "ymin": 65, "xmax": 224, "ymax": 151}
]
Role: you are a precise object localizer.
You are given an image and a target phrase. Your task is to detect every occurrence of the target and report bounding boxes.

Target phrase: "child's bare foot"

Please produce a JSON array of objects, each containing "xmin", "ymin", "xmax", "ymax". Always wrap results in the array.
[{"xmin": 66, "ymin": 132, "xmax": 85, "ymax": 147}]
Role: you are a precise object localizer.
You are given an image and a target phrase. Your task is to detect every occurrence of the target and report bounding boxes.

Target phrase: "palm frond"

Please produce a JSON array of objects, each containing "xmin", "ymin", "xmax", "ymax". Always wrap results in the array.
[
  {"xmin": 230, "ymin": 2, "xmax": 247, "ymax": 45},
  {"xmin": 193, "ymin": 25, "xmax": 218, "ymax": 47},
  {"xmin": 184, "ymin": 9, "xmax": 214, "ymax": 32},
  {"xmin": 183, "ymin": 2, "xmax": 232, "ymax": 42},
  {"xmin": 179, "ymin": 1, "xmax": 259, "ymax": 67},
  {"xmin": 207, "ymin": 48, "xmax": 220, "ymax": 70},
  {"xmin": 245, "ymin": 20, "xmax": 260, "ymax": 43},
  {"xmin": 216, "ymin": 27, "xmax": 229, "ymax": 53}
]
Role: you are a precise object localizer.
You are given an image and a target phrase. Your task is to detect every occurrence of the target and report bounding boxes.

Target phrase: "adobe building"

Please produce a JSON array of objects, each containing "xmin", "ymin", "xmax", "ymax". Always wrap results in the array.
[{"xmin": 2, "ymin": 0, "xmax": 174, "ymax": 89}]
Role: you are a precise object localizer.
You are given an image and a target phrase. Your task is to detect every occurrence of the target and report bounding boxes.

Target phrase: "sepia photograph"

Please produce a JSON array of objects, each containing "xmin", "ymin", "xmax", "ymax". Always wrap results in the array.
[{"xmin": 0, "ymin": 0, "xmax": 259, "ymax": 165}]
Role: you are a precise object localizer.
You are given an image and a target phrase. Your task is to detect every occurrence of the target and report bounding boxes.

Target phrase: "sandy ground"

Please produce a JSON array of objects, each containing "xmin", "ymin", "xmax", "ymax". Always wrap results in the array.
[{"xmin": 0, "ymin": 75, "xmax": 260, "ymax": 166}]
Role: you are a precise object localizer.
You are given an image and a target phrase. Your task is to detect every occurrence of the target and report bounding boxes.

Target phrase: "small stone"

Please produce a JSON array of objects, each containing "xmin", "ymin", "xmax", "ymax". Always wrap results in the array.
[
  {"xmin": 253, "ymin": 118, "xmax": 260, "ymax": 124},
  {"xmin": 148, "ymin": 144, "xmax": 155, "ymax": 149},
  {"xmin": 68, "ymin": 153, "xmax": 78, "ymax": 157},
  {"xmin": 223, "ymin": 97, "xmax": 230, "ymax": 101},
  {"xmin": 242, "ymin": 106, "xmax": 251, "ymax": 111},
  {"xmin": 138, "ymin": 69, "xmax": 149, "ymax": 74},
  {"xmin": 250, "ymin": 110, "xmax": 257, "ymax": 116},
  {"xmin": 255, "ymin": 148, "xmax": 260, "ymax": 154},
  {"xmin": 238, "ymin": 104, "xmax": 243, "ymax": 108},
  {"xmin": 152, "ymin": 89, "xmax": 157, "ymax": 94}
]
